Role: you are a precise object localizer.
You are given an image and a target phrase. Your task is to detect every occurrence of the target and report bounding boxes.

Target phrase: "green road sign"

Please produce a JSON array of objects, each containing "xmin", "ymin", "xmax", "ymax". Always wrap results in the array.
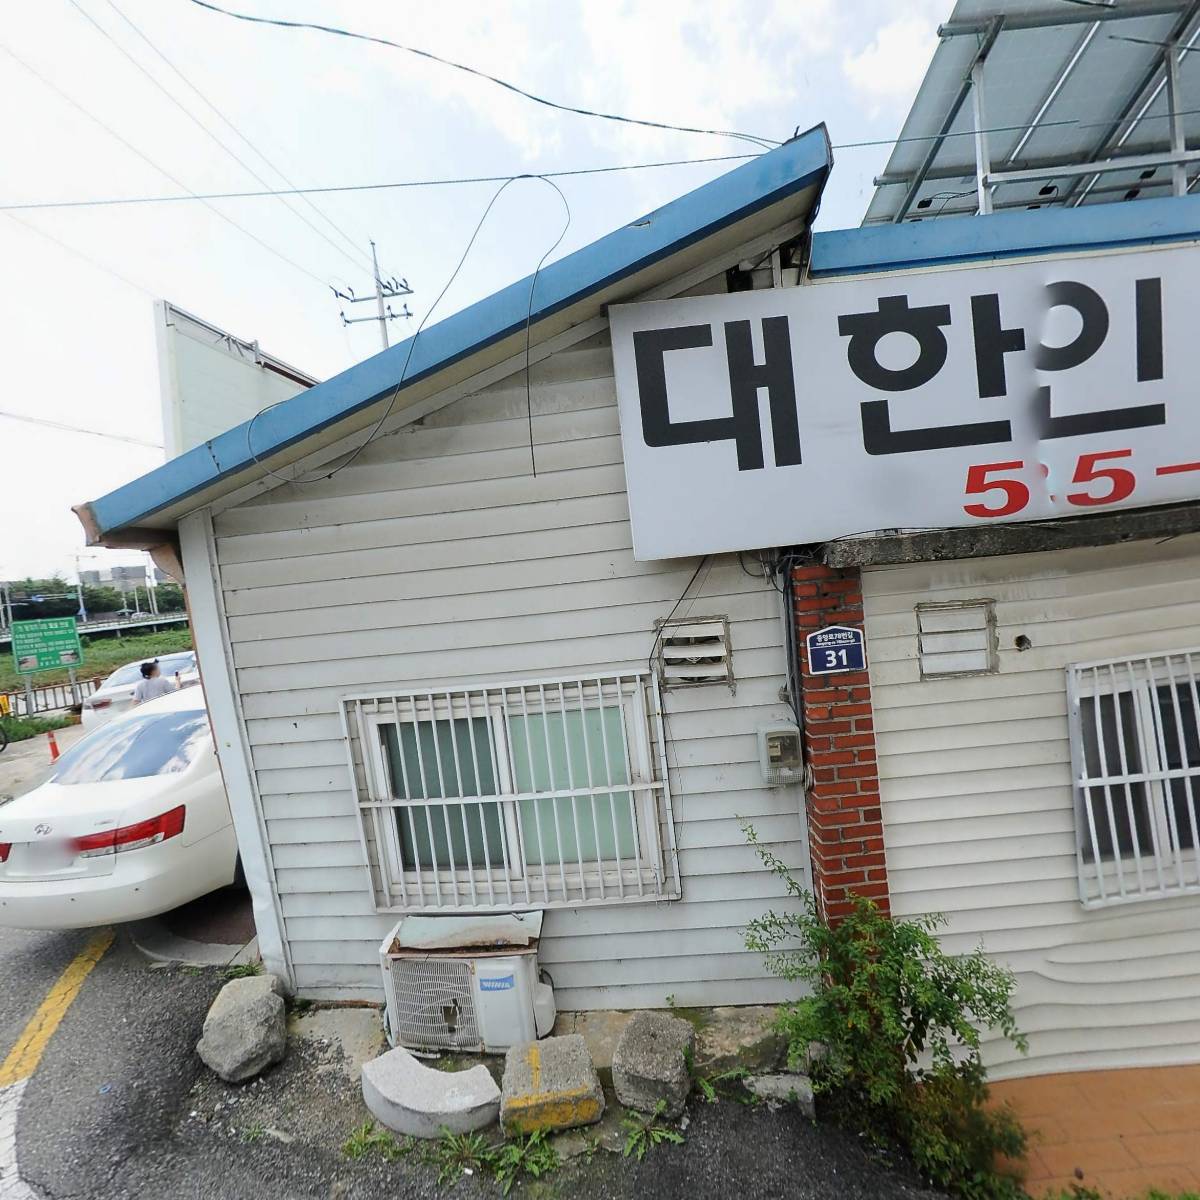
[{"xmin": 11, "ymin": 617, "xmax": 84, "ymax": 674}]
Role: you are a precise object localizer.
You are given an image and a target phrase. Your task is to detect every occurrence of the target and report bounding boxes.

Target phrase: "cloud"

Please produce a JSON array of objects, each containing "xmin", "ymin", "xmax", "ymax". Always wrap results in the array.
[{"xmin": 842, "ymin": 11, "xmax": 940, "ymax": 119}]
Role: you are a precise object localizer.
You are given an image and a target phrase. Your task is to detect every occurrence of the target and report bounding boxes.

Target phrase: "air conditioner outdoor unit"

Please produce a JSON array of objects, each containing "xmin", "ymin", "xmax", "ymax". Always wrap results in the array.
[{"xmin": 379, "ymin": 912, "xmax": 556, "ymax": 1053}]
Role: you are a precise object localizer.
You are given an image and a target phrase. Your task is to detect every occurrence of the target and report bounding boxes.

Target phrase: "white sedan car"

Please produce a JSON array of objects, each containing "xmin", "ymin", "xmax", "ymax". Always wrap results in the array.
[
  {"xmin": 0, "ymin": 689, "xmax": 238, "ymax": 929},
  {"xmin": 81, "ymin": 651, "xmax": 200, "ymax": 728}
]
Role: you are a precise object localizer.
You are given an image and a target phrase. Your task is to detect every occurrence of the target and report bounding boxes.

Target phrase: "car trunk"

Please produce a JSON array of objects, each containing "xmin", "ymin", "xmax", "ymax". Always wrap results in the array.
[{"xmin": 0, "ymin": 778, "xmax": 165, "ymax": 882}]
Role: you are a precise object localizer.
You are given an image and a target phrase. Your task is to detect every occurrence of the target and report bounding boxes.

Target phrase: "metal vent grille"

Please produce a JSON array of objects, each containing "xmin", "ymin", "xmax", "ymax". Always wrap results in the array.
[
  {"xmin": 655, "ymin": 616, "xmax": 733, "ymax": 690},
  {"xmin": 916, "ymin": 600, "xmax": 997, "ymax": 679},
  {"xmin": 389, "ymin": 956, "xmax": 481, "ymax": 1050}
]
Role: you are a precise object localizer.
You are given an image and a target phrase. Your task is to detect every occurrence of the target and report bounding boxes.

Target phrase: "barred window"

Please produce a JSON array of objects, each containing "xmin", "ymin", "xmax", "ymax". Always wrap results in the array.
[
  {"xmin": 341, "ymin": 673, "xmax": 679, "ymax": 912},
  {"xmin": 1068, "ymin": 650, "xmax": 1200, "ymax": 907}
]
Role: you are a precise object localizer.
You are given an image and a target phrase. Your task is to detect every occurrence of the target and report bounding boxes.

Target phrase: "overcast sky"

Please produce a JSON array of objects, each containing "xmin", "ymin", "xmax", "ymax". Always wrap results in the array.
[{"xmin": 0, "ymin": 0, "xmax": 943, "ymax": 581}]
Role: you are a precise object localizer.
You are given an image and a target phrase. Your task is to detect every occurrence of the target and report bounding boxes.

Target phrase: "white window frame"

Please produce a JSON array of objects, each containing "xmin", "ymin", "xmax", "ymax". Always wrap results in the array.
[
  {"xmin": 340, "ymin": 672, "xmax": 680, "ymax": 913},
  {"xmin": 1067, "ymin": 648, "xmax": 1200, "ymax": 908}
]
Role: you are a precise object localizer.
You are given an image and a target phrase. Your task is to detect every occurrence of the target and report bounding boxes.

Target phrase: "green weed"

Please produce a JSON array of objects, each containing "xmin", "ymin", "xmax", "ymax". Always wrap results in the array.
[
  {"xmin": 620, "ymin": 1100, "xmax": 685, "ymax": 1161},
  {"xmin": 423, "ymin": 1130, "xmax": 495, "ymax": 1187},
  {"xmin": 341, "ymin": 1120, "xmax": 411, "ymax": 1162},
  {"xmin": 491, "ymin": 1130, "xmax": 559, "ymax": 1196},
  {"xmin": 224, "ymin": 961, "xmax": 263, "ymax": 979},
  {"xmin": 744, "ymin": 822, "xmax": 1028, "ymax": 1200}
]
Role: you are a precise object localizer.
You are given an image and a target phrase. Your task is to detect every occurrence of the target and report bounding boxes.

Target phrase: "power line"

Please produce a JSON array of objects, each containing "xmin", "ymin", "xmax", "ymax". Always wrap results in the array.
[
  {"xmin": 0, "ymin": 408, "xmax": 163, "ymax": 449},
  {"xmin": 0, "ymin": 40, "xmax": 332, "ymax": 289},
  {"xmin": 245, "ymin": 174, "xmax": 572, "ymax": 486},
  {"xmin": 13, "ymin": 98, "xmax": 1200, "ymax": 215},
  {"xmin": 1, "ymin": 211, "xmax": 156, "ymax": 296},
  {"xmin": 66, "ymin": 0, "xmax": 369, "ymax": 279},
  {"xmin": 186, "ymin": 0, "xmax": 781, "ymax": 151},
  {"xmin": 104, "ymin": 0, "xmax": 371, "ymax": 267},
  {"xmin": 0, "ymin": 153, "xmax": 764, "ymax": 213}
]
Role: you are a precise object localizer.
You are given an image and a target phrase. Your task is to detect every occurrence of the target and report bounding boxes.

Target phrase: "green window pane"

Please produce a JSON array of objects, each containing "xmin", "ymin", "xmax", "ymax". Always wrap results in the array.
[
  {"xmin": 507, "ymin": 707, "xmax": 637, "ymax": 865},
  {"xmin": 383, "ymin": 719, "xmax": 504, "ymax": 870}
]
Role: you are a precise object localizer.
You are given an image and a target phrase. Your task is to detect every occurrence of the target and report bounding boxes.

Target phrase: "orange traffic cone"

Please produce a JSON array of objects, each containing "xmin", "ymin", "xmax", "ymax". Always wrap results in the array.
[{"xmin": 47, "ymin": 729, "xmax": 60, "ymax": 762}]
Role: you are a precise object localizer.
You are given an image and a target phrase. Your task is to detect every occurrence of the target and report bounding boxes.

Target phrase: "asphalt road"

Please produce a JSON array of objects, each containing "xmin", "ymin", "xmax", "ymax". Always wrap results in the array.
[{"xmin": 0, "ymin": 917, "xmax": 951, "ymax": 1200}]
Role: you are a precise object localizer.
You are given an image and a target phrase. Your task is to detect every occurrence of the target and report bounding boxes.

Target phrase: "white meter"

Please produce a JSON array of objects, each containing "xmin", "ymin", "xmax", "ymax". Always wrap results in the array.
[{"xmin": 758, "ymin": 723, "xmax": 803, "ymax": 787}]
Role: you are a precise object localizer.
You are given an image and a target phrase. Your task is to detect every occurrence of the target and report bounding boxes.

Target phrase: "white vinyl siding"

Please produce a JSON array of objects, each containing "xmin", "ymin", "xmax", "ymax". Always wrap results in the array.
[
  {"xmin": 209, "ymin": 328, "xmax": 809, "ymax": 1009},
  {"xmin": 862, "ymin": 534, "xmax": 1200, "ymax": 1078}
]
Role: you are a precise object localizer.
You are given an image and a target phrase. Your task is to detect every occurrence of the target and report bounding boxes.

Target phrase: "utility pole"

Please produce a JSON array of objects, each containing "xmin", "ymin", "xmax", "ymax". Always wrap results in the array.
[{"xmin": 332, "ymin": 242, "xmax": 414, "ymax": 352}]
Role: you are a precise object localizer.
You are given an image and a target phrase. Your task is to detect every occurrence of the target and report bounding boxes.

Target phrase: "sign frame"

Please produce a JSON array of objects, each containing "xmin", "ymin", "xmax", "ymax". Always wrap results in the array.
[
  {"xmin": 610, "ymin": 243, "xmax": 1200, "ymax": 560},
  {"xmin": 806, "ymin": 625, "xmax": 866, "ymax": 676},
  {"xmin": 10, "ymin": 617, "xmax": 84, "ymax": 675}
]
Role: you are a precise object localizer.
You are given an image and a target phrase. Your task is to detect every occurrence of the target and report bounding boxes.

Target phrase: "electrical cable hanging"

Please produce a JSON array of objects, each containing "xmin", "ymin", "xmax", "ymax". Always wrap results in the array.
[
  {"xmin": 0, "ymin": 153, "xmax": 760, "ymax": 212},
  {"xmin": 13, "ymin": 105, "xmax": 1200, "ymax": 214},
  {"xmin": 245, "ymin": 174, "xmax": 572, "ymax": 487},
  {"xmin": 101, "ymin": 0, "xmax": 373, "ymax": 270},
  {"xmin": 67, "ymin": 0, "xmax": 371, "ymax": 279},
  {"xmin": 521, "ymin": 177, "xmax": 570, "ymax": 477},
  {"xmin": 186, "ymin": 0, "xmax": 780, "ymax": 150},
  {"xmin": 0, "ymin": 40, "xmax": 333, "ymax": 290}
]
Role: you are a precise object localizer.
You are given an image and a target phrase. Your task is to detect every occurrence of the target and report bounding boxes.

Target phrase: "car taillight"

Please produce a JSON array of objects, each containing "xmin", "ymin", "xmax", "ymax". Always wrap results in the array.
[
  {"xmin": 0, "ymin": 844, "xmax": 10, "ymax": 863},
  {"xmin": 73, "ymin": 806, "xmax": 186, "ymax": 858},
  {"xmin": 86, "ymin": 698, "xmax": 112, "ymax": 710}
]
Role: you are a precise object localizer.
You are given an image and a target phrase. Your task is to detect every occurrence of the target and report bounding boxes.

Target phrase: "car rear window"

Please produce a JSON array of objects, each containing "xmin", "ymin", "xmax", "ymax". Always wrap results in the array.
[
  {"xmin": 103, "ymin": 663, "xmax": 145, "ymax": 687},
  {"xmin": 51, "ymin": 711, "xmax": 211, "ymax": 784},
  {"xmin": 101, "ymin": 654, "xmax": 195, "ymax": 690}
]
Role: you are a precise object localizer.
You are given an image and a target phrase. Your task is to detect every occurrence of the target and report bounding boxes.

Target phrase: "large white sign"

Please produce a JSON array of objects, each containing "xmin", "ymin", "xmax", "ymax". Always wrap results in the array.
[{"xmin": 610, "ymin": 245, "xmax": 1200, "ymax": 560}]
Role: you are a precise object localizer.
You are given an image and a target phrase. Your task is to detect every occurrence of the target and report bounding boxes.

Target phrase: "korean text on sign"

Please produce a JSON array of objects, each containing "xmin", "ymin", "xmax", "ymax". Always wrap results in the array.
[{"xmin": 610, "ymin": 245, "xmax": 1198, "ymax": 560}]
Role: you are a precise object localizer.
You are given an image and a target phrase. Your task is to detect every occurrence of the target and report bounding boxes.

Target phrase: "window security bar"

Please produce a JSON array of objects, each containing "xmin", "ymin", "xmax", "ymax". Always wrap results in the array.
[
  {"xmin": 340, "ymin": 672, "xmax": 680, "ymax": 913},
  {"xmin": 1067, "ymin": 648, "xmax": 1200, "ymax": 908}
]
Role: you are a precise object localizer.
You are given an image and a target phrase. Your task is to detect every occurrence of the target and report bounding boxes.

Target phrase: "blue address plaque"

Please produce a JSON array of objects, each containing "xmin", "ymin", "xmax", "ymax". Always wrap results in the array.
[{"xmin": 806, "ymin": 625, "xmax": 866, "ymax": 675}]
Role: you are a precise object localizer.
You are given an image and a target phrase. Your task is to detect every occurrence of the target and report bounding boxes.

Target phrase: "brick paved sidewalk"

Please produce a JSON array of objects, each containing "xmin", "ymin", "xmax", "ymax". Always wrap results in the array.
[{"xmin": 990, "ymin": 1065, "xmax": 1200, "ymax": 1197}]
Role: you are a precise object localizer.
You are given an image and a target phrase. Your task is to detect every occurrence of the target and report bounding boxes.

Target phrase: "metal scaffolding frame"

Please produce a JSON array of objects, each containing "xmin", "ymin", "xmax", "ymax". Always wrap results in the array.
[{"xmin": 868, "ymin": 0, "xmax": 1200, "ymax": 224}]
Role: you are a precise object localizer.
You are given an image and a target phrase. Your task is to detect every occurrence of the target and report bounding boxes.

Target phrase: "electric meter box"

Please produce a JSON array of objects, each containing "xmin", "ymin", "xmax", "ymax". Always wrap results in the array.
[{"xmin": 758, "ymin": 723, "xmax": 803, "ymax": 787}]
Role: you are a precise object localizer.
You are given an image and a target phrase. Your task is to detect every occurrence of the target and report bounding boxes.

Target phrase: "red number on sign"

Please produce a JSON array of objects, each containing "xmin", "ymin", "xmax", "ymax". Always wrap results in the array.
[
  {"xmin": 963, "ymin": 461, "xmax": 1030, "ymax": 518},
  {"xmin": 1067, "ymin": 449, "xmax": 1135, "ymax": 507}
]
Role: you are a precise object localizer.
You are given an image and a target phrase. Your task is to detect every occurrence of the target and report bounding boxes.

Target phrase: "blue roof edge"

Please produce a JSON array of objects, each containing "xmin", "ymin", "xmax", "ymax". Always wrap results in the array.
[
  {"xmin": 810, "ymin": 194, "xmax": 1200, "ymax": 277},
  {"xmin": 84, "ymin": 126, "xmax": 834, "ymax": 540}
]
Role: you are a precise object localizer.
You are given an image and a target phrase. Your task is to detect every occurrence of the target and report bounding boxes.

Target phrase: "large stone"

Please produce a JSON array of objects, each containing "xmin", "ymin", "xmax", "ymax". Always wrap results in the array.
[
  {"xmin": 500, "ymin": 1034, "xmax": 604, "ymax": 1135},
  {"xmin": 745, "ymin": 1072, "xmax": 815, "ymax": 1118},
  {"xmin": 196, "ymin": 975, "xmax": 286, "ymax": 1083},
  {"xmin": 362, "ymin": 1047, "xmax": 500, "ymax": 1139},
  {"xmin": 612, "ymin": 1011, "xmax": 695, "ymax": 1119}
]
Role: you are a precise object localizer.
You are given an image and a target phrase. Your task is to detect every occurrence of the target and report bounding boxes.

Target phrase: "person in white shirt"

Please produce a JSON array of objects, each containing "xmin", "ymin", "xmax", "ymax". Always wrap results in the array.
[{"xmin": 131, "ymin": 660, "xmax": 179, "ymax": 706}]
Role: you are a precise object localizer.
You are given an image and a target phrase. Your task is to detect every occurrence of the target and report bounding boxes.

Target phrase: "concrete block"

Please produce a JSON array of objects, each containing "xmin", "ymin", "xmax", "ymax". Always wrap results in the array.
[
  {"xmin": 361, "ymin": 1046, "xmax": 500, "ymax": 1139},
  {"xmin": 500, "ymin": 1034, "xmax": 604, "ymax": 1135},
  {"xmin": 612, "ymin": 1012, "xmax": 694, "ymax": 1119},
  {"xmin": 196, "ymin": 976, "xmax": 286, "ymax": 1083},
  {"xmin": 745, "ymin": 1072, "xmax": 815, "ymax": 1117}
]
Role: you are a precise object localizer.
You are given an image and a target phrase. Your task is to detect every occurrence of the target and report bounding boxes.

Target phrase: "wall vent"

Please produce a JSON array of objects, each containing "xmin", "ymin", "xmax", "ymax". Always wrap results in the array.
[
  {"xmin": 655, "ymin": 616, "xmax": 734, "ymax": 691},
  {"xmin": 916, "ymin": 600, "xmax": 997, "ymax": 679}
]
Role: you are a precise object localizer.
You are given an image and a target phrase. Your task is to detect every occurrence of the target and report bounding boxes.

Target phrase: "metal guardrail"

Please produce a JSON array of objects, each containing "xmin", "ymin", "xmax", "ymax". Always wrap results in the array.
[{"xmin": 1, "ymin": 676, "xmax": 103, "ymax": 718}]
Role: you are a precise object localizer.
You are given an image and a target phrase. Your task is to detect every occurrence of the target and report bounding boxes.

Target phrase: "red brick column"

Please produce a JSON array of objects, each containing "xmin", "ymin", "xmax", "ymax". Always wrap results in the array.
[{"xmin": 792, "ymin": 563, "xmax": 890, "ymax": 923}]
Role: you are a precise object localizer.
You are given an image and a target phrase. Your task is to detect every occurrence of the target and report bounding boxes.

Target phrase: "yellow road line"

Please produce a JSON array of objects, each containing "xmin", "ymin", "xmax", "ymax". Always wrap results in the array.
[{"xmin": 0, "ymin": 929, "xmax": 114, "ymax": 1088}]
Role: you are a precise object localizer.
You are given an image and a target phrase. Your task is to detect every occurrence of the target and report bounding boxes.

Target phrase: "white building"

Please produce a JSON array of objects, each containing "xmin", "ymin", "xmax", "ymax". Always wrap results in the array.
[{"xmin": 77, "ymin": 0, "xmax": 1200, "ymax": 1093}]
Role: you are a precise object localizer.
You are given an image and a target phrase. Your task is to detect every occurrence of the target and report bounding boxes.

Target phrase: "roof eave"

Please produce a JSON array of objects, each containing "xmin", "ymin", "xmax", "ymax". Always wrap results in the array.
[{"xmin": 80, "ymin": 125, "xmax": 833, "ymax": 545}]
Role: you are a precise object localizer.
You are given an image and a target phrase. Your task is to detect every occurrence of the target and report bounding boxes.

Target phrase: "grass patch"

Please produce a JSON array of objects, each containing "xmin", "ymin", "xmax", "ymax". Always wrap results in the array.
[
  {"xmin": 224, "ymin": 961, "xmax": 263, "ymax": 979},
  {"xmin": 342, "ymin": 1123, "xmax": 565, "ymax": 1192},
  {"xmin": 491, "ymin": 1131, "xmax": 559, "ymax": 1196},
  {"xmin": 341, "ymin": 1121, "xmax": 412, "ymax": 1162},
  {"xmin": 0, "ymin": 627, "xmax": 193, "ymax": 693},
  {"xmin": 424, "ymin": 1130, "xmax": 495, "ymax": 1187},
  {"xmin": 0, "ymin": 714, "xmax": 72, "ymax": 744},
  {"xmin": 620, "ymin": 1100, "xmax": 685, "ymax": 1161}
]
